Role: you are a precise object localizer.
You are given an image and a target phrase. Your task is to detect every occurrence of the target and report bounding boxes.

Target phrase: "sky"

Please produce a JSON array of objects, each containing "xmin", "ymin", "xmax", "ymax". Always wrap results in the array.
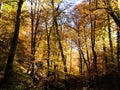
[
  {"xmin": 26, "ymin": 0, "xmax": 83, "ymax": 13},
  {"xmin": 73, "ymin": 0, "xmax": 83, "ymax": 5},
  {"xmin": 66, "ymin": 0, "xmax": 83, "ymax": 5},
  {"xmin": 60, "ymin": 0, "xmax": 83, "ymax": 11}
]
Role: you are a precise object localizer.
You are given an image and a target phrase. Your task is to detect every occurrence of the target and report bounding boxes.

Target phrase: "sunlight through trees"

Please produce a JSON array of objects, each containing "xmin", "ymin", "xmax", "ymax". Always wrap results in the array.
[{"xmin": 0, "ymin": 0, "xmax": 120, "ymax": 90}]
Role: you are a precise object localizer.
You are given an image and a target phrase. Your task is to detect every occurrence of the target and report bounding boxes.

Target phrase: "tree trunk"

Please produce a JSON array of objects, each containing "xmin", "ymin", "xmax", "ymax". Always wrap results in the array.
[
  {"xmin": 77, "ymin": 31, "xmax": 83, "ymax": 76},
  {"xmin": 0, "ymin": 2, "xmax": 3, "ymax": 17},
  {"xmin": 104, "ymin": 0, "xmax": 120, "ymax": 72},
  {"xmin": 45, "ymin": 19, "xmax": 52, "ymax": 77},
  {"xmin": 117, "ymin": 28, "xmax": 120, "ymax": 71},
  {"xmin": 30, "ymin": 0, "xmax": 40, "ymax": 78},
  {"xmin": 108, "ymin": 15, "xmax": 114, "ymax": 62},
  {"xmin": 51, "ymin": 0, "xmax": 67, "ymax": 73},
  {"xmin": 47, "ymin": 33, "xmax": 50, "ymax": 77},
  {"xmin": 89, "ymin": 0, "xmax": 97, "ymax": 76},
  {"xmin": 83, "ymin": 25, "xmax": 90, "ymax": 75},
  {"xmin": 30, "ymin": 0, "xmax": 35, "ymax": 77},
  {"xmin": 54, "ymin": 17, "xmax": 67, "ymax": 73},
  {"xmin": 102, "ymin": 37, "xmax": 108, "ymax": 73},
  {"xmin": 69, "ymin": 40, "xmax": 72, "ymax": 73},
  {"xmin": 109, "ymin": 12, "xmax": 120, "ymax": 28},
  {"xmin": 106, "ymin": 0, "xmax": 120, "ymax": 72},
  {"xmin": 91, "ymin": 17, "xmax": 97, "ymax": 75},
  {"xmin": 3, "ymin": 0, "xmax": 23, "ymax": 83}
]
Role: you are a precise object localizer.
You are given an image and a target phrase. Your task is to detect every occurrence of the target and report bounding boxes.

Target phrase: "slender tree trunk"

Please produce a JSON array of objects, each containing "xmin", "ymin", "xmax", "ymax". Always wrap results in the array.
[
  {"xmin": 4, "ymin": 0, "xmax": 23, "ymax": 82},
  {"xmin": 30, "ymin": 0, "xmax": 35, "ymax": 77},
  {"xmin": 102, "ymin": 37, "xmax": 108, "ymax": 73},
  {"xmin": 89, "ymin": 0, "xmax": 97, "ymax": 76},
  {"xmin": 47, "ymin": 33, "xmax": 50, "ymax": 77},
  {"xmin": 108, "ymin": 15, "xmax": 114, "ymax": 62},
  {"xmin": 77, "ymin": 29, "xmax": 89, "ymax": 76},
  {"xmin": 69, "ymin": 40, "xmax": 72, "ymax": 73},
  {"xmin": 30, "ymin": 0, "xmax": 40, "ymax": 78},
  {"xmin": 54, "ymin": 57, "xmax": 57, "ymax": 81},
  {"xmin": 79, "ymin": 51, "xmax": 82, "ymax": 76},
  {"xmin": 51, "ymin": 0, "xmax": 67, "ymax": 73},
  {"xmin": 77, "ymin": 31, "xmax": 83, "ymax": 76},
  {"xmin": 79, "ymin": 47, "xmax": 89, "ymax": 76},
  {"xmin": 83, "ymin": 25, "xmax": 90, "ymax": 74},
  {"xmin": 91, "ymin": 18, "xmax": 97, "ymax": 75},
  {"xmin": 117, "ymin": 28, "xmax": 120, "ymax": 71},
  {"xmin": 45, "ymin": 19, "xmax": 52, "ymax": 77},
  {"xmin": 54, "ymin": 17, "xmax": 67, "ymax": 73}
]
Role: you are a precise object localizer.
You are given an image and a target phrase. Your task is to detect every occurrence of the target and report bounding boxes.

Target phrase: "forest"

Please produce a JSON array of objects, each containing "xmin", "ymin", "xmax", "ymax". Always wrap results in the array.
[{"xmin": 0, "ymin": 0, "xmax": 120, "ymax": 90}]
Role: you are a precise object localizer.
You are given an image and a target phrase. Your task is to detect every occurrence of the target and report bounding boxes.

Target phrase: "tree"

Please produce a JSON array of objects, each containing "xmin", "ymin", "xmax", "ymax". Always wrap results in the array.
[
  {"xmin": 45, "ymin": 16, "xmax": 52, "ymax": 77},
  {"xmin": 51, "ymin": 0, "xmax": 67, "ymax": 73},
  {"xmin": 3, "ymin": 0, "xmax": 24, "ymax": 85},
  {"xmin": 95, "ymin": 0, "xmax": 120, "ymax": 71},
  {"xmin": 28, "ymin": 0, "xmax": 42, "ymax": 79},
  {"xmin": 107, "ymin": 15, "xmax": 114, "ymax": 62}
]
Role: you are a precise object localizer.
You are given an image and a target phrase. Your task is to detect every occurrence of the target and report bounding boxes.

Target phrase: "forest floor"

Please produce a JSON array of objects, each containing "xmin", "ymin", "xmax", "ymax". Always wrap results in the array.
[{"xmin": 0, "ymin": 70, "xmax": 120, "ymax": 90}]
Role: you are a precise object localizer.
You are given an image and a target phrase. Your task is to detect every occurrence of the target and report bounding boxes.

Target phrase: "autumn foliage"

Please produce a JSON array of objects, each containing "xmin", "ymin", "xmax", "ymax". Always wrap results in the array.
[{"xmin": 0, "ymin": 0, "xmax": 120, "ymax": 90}]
